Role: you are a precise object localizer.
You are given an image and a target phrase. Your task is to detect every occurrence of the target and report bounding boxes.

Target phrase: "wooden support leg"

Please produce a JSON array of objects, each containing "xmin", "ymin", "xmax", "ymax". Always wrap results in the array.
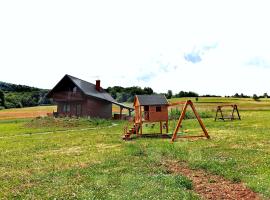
[
  {"xmin": 215, "ymin": 107, "xmax": 219, "ymax": 121},
  {"xmin": 220, "ymin": 109, "xmax": 225, "ymax": 121},
  {"xmin": 166, "ymin": 121, "xmax": 168, "ymax": 133},
  {"xmin": 235, "ymin": 105, "xmax": 241, "ymax": 120},
  {"xmin": 160, "ymin": 122, "xmax": 162, "ymax": 134},
  {"xmin": 189, "ymin": 101, "xmax": 210, "ymax": 139},
  {"xmin": 231, "ymin": 107, "xmax": 236, "ymax": 120}
]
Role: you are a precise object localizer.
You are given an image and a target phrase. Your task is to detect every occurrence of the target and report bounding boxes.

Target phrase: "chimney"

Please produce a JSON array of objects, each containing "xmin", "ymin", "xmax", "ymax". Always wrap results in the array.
[{"xmin": 96, "ymin": 80, "xmax": 101, "ymax": 91}]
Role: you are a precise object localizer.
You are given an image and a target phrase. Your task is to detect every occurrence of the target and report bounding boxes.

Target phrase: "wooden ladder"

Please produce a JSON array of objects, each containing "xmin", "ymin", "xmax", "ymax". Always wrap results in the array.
[{"xmin": 123, "ymin": 123, "xmax": 140, "ymax": 140}]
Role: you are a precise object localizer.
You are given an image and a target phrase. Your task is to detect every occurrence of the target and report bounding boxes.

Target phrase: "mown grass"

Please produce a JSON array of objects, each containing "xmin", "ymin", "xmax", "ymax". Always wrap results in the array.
[{"xmin": 0, "ymin": 98, "xmax": 270, "ymax": 199}]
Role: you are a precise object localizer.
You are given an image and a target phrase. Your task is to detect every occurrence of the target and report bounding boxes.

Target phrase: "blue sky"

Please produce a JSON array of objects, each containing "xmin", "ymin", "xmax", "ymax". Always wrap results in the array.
[{"xmin": 0, "ymin": 0, "xmax": 270, "ymax": 96}]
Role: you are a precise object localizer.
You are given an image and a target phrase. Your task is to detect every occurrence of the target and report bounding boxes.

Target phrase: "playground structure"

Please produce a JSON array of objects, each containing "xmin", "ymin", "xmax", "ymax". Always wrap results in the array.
[
  {"xmin": 171, "ymin": 100, "xmax": 210, "ymax": 142},
  {"xmin": 215, "ymin": 104, "xmax": 241, "ymax": 121},
  {"xmin": 123, "ymin": 95, "xmax": 210, "ymax": 142}
]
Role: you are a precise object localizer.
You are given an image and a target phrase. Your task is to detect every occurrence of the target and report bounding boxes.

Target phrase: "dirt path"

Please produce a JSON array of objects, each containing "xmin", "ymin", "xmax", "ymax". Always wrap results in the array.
[{"xmin": 164, "ymin": 160, "xmax": 262, "ymax": 200}]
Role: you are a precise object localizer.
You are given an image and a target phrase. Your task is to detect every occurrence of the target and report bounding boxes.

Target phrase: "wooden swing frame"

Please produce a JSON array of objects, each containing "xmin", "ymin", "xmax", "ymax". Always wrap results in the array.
[
  {"xmin": 171, "ymin": 100, "xmax": 210, "ymax": 142},
  {"xmin": 214, "ymin": 104, "xmax": 241, "ymax": 121}
]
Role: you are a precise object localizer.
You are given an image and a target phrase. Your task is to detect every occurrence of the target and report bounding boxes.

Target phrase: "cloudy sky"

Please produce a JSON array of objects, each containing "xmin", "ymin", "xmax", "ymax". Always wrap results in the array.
[{"xmin": 1, "ymin": 0, "xmax": 270, "ymax": 96}]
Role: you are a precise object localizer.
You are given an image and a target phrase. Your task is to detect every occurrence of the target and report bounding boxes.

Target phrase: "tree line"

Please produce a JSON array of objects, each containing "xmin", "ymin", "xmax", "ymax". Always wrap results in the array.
[
  {"xmin": 0, "ymin": 81, "xmax": 52, "ymax": 109},
  {"xmin": 0, "ymin": 80, "xmax": 269, "ymax": 110}
]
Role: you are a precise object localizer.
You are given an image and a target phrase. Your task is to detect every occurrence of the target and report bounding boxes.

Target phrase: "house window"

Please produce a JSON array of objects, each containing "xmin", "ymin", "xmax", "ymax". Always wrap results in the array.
[
  {"xmin": 63, "ymin": 104, "xmax": 70, "ymax": 113},
  {"xmin": 156, "ymin": 106, "xmax": 162, "ymax": 112},
  {"xmin": 73, "ymin": 87, "xmax": 77, "ymax": 94},
  {"xmin": 76, "ymin": 104, "xmax": 81, "ymax": 116}
]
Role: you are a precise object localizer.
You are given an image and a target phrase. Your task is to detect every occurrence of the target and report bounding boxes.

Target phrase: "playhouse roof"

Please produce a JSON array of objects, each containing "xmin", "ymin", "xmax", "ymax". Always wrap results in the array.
[{"xmin": 135, "ymin": 95, "xmax": 169, "ymax": 106}]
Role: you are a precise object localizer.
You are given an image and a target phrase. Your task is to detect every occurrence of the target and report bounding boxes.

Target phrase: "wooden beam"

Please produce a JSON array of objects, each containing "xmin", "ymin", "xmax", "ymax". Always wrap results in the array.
[
  {"xmin": 189, "ymin": 100, "xmax": 210, "ymax": 139},
  {"xmin": 120, "ymin": 107, "xmax": 123, "ymax": 120},
  {"xmin": 171, "ymin": 101, "xmax": 189, "ymax": 142}
]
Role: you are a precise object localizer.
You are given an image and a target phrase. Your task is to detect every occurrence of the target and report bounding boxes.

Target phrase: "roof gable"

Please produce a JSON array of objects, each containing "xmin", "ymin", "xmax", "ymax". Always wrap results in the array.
[
  {"xmin": 47, "ymin": 74, "xmax": 116, "ymax": 103},
  {"xmin": 135, "ymin": 95, "xmax": 169, "ymax": 106}
]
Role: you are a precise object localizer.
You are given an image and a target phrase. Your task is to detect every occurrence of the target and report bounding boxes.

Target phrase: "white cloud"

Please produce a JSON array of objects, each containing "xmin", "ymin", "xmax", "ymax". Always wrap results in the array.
[{"xmin": 0, "ymin": 0, "xmax": 270, "ymax": 96}]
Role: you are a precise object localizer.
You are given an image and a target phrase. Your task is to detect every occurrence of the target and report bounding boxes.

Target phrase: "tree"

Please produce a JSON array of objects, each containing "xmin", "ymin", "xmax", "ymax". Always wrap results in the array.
[
  {"xmin": 253, "ymin": 94, "xmax": 259, "ymax": 101},
  {"xmin": 0, "ymin": 90, "xmax": 5, "ymax": 108},
  {"xmin": 233, "ymin": 93, "xmax": 240, "ymax": 98},
  {"xmin": 166, "ymin": 90, "xmax": 173, "ymax": 99},
  {"xmin": 143, "ymin": 87, "xmax": 153, "ymax": 95}
]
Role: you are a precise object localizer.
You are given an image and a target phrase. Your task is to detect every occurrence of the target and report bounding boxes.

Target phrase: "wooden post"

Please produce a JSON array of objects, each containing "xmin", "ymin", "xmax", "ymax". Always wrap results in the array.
[
  {"xmin": 171, "ymin": 101, "xmax": 188, "ymax": 142},
  {"xmin": 160, "ymin": 122, "xmax": 162, "ymax": 134},
  {"xmin": 214, "ymin": 107, "xmax": 219, "ymax": 121},
  {"xmin": 235, "ymin": 105, "xmax": 241, "ymax": 120},
  {"xmin": 166, "ymin": 120, "xmax": 169, "ymax": 133},
  {"xmin": 189, "ymin": 100, "xmax": 210, "ymax": 139},
  {"xmin": 120, "ymin": 107, "xmax": 123, "ymax": 120},
  {"xmin": 139, "ymin": 106, "xmax": 142, "ymax": 135}
]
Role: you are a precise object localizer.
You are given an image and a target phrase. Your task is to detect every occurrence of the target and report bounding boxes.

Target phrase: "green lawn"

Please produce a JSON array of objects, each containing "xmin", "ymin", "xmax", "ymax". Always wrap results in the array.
[{"xmin": 0, "ymin": 98, "xmax": 270, "ymax": 199}]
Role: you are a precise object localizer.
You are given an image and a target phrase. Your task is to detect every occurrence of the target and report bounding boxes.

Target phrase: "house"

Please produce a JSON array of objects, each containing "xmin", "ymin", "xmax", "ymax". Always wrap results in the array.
[
  {"xmin": 47, "ymin": 74, "xmax": 133, "ymax": 119},
  {"xmin": 134, "ymin": 94, "xmax": 169, "ymax": 134}
]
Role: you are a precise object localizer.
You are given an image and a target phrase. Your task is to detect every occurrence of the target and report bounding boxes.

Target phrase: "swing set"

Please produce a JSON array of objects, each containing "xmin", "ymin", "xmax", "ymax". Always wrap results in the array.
[
  {"xmin": 123, "ymin": 95, "xmax": 210, "ymax": 142},
  {"xmin": 214, "ymin": 104, "xmax": 241, "ymax": 121}
]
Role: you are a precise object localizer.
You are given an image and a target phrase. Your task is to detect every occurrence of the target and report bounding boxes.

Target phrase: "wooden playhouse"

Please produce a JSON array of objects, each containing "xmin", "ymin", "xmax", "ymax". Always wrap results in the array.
[{"xmin": 123, "ymin": 95, "xmax": 210, "ymax": 142}]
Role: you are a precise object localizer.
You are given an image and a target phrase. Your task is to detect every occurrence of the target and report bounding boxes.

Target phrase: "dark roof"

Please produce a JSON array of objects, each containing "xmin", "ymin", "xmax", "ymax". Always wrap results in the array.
[
  {"xmin": 48, "ymin": 74, "xmax": 133, "ymax": 110},
  {"xmin": 67, "ymin": 75, "xmax": 116, "ymax": 103},
  {"xmin": 136, "ymin": 95, "xmax": 169, "ymax": 106}
]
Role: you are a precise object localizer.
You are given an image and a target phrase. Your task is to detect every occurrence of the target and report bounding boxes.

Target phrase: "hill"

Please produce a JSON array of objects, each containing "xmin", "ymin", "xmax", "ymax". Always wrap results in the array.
[
  {"xmin": 0, "ymin": 81, "xmax": 52, "ymax": 109},
  {"xmin": 0, "ymin": 81, "xmax": 41, "ymax": 92}
]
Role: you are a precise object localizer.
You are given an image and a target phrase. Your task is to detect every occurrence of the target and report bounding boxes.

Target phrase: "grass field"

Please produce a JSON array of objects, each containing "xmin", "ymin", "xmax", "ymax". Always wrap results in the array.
[{"xmin": 0, "ymin": 98, "xmax": 270, "ymax": 199}]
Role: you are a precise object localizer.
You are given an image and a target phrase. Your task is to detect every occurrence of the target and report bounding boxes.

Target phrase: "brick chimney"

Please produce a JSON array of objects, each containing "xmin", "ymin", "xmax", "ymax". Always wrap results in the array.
[{"xmin": 96, "ymin": 80, "xmax": 101, "ymax": 91}]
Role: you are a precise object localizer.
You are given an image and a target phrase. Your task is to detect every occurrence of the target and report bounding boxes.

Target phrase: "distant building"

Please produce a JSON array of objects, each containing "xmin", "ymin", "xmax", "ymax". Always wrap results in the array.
[{"xmin": 47, "ymin": 74, "xmax": 132, "ymax": 119}]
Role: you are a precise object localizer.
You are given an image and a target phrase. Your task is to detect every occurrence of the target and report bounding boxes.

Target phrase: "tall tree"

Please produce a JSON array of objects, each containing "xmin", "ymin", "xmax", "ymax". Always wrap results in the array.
[
  {"xmin": 0, "ymin": 90, "xmax": 5, "ymax": 107},
  {"xmin": 166, "ymin": 90, "xmax": 173, "ymax": 99}
]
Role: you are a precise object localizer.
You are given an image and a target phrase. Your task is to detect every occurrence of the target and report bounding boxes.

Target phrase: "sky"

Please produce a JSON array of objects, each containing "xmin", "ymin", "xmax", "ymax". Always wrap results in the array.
[{"xmin": 1, "ymin": 0, "xmax": 270, "ymax": 96}]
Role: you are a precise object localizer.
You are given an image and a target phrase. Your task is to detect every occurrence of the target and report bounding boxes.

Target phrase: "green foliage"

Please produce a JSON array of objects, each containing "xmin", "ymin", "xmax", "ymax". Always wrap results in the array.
[
  {"xmin": 106, "ymin": 86, "xmax": 154, "ymax": 102},
  {"xmin": 0, "ymin": 81, "xmax": 52, "ymax": 109},
  {"xmin": 174, "ymin": 91, "xmax": 199, "ymax": 98},
  {"xmin": 252, "ymin": 94, "xmax": 259, "ymax": 101},
  {"xmin": 4, "ymin": 91, "xmax": 51, "ymax": 109},
  {"xmin": 165, "ymin": 90, "xmax": 173, "ymax": 99},
  {"xmin": 0, "ymin": 89, "xmax": 5, "ymax": 107},
  {"xmin": 0, "ymin": 81, "xmax": 40, "ymax": 92}
]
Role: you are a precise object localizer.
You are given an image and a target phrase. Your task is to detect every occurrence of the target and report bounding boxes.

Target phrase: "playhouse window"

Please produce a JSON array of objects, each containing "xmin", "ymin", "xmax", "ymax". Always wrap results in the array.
[
  {"xmin": 156, "ymin": 106, "xmax": 162, "ymax": 112},
  {"xmin": 144, "ymin": 106, "xmax": 149, "ymax": 111}
]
